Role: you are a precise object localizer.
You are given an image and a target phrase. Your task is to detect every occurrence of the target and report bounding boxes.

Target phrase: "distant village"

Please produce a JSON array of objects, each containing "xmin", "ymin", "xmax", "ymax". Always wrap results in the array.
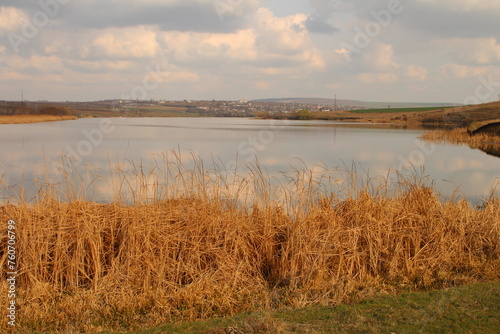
[{"xmin": 0, "ymin": 99, "xmax": 361, "ymax": 118}]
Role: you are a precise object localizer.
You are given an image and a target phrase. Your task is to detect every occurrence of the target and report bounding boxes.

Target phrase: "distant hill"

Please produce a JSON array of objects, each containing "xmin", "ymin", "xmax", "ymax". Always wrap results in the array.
[
  {"xmin": 415, "ymin": 100, "xmax": 500, "ymax": 127},
  {"xmin": 252, "ymin": 97, "xmax": 461, "ymax": 109}
]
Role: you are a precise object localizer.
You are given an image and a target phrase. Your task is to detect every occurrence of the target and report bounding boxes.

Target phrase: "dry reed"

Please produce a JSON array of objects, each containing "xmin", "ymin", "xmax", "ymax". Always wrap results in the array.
[
  {"xmin": 0, "ymin": 153, "xmax": 498, "ymax": 333},
  {"xmin": 421, "ymin": 127, "xmax": 500, "ymax": 146},
  {"xmin": 0, "ymin": 115, "xmax": 77, "ymax": 125}
]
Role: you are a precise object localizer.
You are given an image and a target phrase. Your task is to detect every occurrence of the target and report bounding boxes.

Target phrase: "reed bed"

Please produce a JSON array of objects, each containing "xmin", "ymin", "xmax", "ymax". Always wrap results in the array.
[
  {"xmin": 0, "ymin": 114, "xmax": 77, "ymax": 124},
  {"xmin": 421, "ymin": 127, "xmax": 500, "ymax": 146},
  {"xmin": 0, "ymin": 153, "xmax": 499, "ymax": 333}
]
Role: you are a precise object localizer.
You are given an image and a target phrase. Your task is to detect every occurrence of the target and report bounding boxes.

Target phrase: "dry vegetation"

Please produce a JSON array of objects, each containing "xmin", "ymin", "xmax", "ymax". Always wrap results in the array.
[
  {"xmin": 0, "ymin": 154, "xmax": 499, "ymax": 333},
  {"xmin": 0, "ymin": 114, "xmax": 77, "ymax": 124},
  {"xmin": 421, "ymin": 127, "xmax": 500, "ymax": 146}
]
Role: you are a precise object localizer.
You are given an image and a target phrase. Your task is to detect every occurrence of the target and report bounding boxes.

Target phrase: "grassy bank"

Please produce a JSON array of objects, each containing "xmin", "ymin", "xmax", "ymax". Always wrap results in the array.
[
  {"xmin": 0, "ymin": 114, "xmax": 77, "ymax": 124},
  {"xmin": 0, "ymin": 156, "xmax": 499, "ymax": 333},
  {"xmin": 128, "ymin": 281, "xmax": 500, "ymax": 334}
]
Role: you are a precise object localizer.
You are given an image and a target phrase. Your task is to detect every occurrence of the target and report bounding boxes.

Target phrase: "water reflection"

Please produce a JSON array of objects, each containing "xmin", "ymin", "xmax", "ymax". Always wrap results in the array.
[
  {"xmin": 0, "ymin": 117, "xmax": 499, "ymax": 204},
  {"xmin": 477, "ymin": 144, "xmax": 500, "ymax": 158}
]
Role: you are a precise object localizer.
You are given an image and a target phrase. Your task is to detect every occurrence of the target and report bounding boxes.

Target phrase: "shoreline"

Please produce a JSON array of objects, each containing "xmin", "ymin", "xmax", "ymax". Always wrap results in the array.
[
  {"xmin": 0, "ymin": 114, "xmax": 78, "ymax": 124},
  {"xmin": 1, "ymin": 100, "xmax": 498, "ymax": 128},
  {"xmin": 0, "ymin": 113, "xmax": 450, "ymax": 130}
]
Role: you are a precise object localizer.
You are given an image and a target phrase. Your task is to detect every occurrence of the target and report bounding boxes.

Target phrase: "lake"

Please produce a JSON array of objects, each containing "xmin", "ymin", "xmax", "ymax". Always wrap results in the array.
[{"xmin": 1, "ymin": 117, "xmax": 499, "ymax": 203}]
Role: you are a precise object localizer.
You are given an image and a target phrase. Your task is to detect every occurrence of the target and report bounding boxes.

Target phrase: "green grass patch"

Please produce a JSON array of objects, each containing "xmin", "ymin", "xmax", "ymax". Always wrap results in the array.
[
  {"xmin": 349, "ymin": 107, "xmax": 453, "ymax": 114},
  {"xmin": 102, "ymin": 281, "xmax": 499, "ymax": 334}
]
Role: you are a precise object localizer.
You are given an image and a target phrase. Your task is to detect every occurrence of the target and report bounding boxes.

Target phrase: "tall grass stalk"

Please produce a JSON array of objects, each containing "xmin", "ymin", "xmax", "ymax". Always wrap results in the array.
[
  {"xmin": 421, "ymin": 128, "xmax": 500, "ymax": 146},
  {"xmin": 0, "ymin": 152, "xmax": 498, "ymax": 333}
]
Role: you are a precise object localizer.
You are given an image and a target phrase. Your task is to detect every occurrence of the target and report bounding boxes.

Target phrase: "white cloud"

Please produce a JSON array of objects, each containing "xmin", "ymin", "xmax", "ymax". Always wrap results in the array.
[
  {"xmin": 89, "ymin": 26, "xmax": 160, "ymax": 59},
  {"xmin": 0, "ymin": 7, "xmax": 29, "ymax": 33},
  {"xmin": 161, "ymin": 29, "xmax": 257, "ymax": 63},
  {"xmin": 251, "ymin": 8, "xmax": 325, "ymax": 69},
  {"xmin": 404, "ymin": 65, "xmax": 429, "ymax": 81},
  {"xmin": 252, "ymin": 8, "xmax": 309, "ymax": 55},
  {"xmin": 438, "ymin": 64, "xmax": 489, "ymax": 79},
  {"xmin": 442, "ymin": 37, "xmax": 500, "ymax": 65},
  {"xmin": 160, "ymin": 8, "xmax": 325, "ymax": 71},
  {"xmin": 359, "ymin": 43, "xmax": 400, "ymax": 72},
  {"xmin": 0, "ymin": 53, "xmax": 63, "ymax": 77}
]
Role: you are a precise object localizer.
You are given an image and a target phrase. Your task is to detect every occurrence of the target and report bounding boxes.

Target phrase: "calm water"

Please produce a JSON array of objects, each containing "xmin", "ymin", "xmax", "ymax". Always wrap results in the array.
[{"xmin": 0, "ymin": 117, "xmax": 499, "ymax": 203}]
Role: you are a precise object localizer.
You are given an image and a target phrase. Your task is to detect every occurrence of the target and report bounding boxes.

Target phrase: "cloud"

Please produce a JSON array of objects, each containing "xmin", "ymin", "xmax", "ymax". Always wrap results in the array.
[
  {"xmin": 360, "ymin": 43, "xmax": 400, "ymax": 72},
  {"xmin": 305, "ymin": 0, "xmax": 339, "ymax": 34},
  {"xmin": 308, "ymin": 0, "xmax": 336, "ymax": 17},
  {"xmin": 417, "ymin": 0, "xmax": 500, "ymax": 12},
  {"xmin": 438, "ymin": 37, "xmax": 500, "ymax": 65},
  {"xmin": 250, "ymin": 8, "xmax": 326, "ymax": 71},
  {"xmin": 61, "ymin": 0, "xmax": 256, "ymax": 33},
  {"xmin": 158, "ymin": 8, "xmax": 325, "ymax": 70},
  {"xmin": 89, "ymin": 26, "xmax": 160, "ymax": 60},
  {"xmin": 305, "ymin": 15, "xmax": 339, "ymax": 34},
  {"xmin": 63, "ymin": 60, "xmax": 134, "ymax": 74},
  {"xmin": 438, "ymin": 64, "xmax": 488, "ymax": 79},
  {"xmin": 0, "ymin": 0, "xmax": 498, "ymax": 102},
  {"xmin": 160, "ymin": 29, "xmax": 257, "ymax": 64},
  {"xmin": 162, "ymin": 70, "xmax": 200, "ymax": 84},
  {"xmin": 0, "ymin": 6, "xmax": 29, "ymax": 32},
  {"xmin": 404, "ymin": 65, "xmax": 428, "ymax": 81},
  {"xmin": 0, "ymin": 53, "xmax": 62, "ymax": 77},
  {"xmin": 252, "ymin": 8, "xmax": 309, "ymax": 55},
  {"xmin": 399, "ymin": 0, "xmax": 500, "ymax": 39}
]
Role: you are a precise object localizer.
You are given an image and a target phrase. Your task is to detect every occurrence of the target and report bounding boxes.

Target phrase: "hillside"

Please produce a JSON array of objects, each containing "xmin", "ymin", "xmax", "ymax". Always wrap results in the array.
[
  {"xmin": 253, "ymin": 97, "xmax": 460, "ymax": 109},
  {"xmin": 300, "ymin": 101, "xmax": 500, "ymax": 128},
  {"xmin": 406, "ymin": 100, "xmax": 500, "ymax": 127}
]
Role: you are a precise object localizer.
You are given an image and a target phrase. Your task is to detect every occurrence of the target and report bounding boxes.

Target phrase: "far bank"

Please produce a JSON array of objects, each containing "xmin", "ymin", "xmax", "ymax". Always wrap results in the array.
[{"xmin": 0, "ymin": 114, "xmax": 78, "ymax": 124}]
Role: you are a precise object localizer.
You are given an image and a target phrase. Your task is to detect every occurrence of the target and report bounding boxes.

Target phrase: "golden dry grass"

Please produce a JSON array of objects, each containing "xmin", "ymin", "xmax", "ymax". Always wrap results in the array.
[
  {"xmin": 421, "ymin": 127, "xmax": 500, "ymax": 146},
  {"xmin": 0, "ymin": 114, "xmax": 77, "ymax": 124},
  {"xmin": 0, "ymin": 154, "xmax": 499, "ymax": 333}
]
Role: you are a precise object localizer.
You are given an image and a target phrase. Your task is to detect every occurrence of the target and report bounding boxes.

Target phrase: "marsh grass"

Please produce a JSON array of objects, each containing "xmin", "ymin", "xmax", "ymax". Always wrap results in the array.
[
  {"xmin": 0, "ymin": 114, "xmax": 77, "ymax": 124},
  {"xmin": 0, "ymin": 152, "xmax": 499, "ymax": 333},
  {"xmin": 421, "ymin": 127, "xmax": 500, "ymax": 146}
]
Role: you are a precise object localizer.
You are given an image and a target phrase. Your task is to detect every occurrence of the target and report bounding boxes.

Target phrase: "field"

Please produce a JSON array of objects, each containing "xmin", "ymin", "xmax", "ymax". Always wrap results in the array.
[
  {"xmin": 348, "ymin": 107, "xmax": 450, "ymax": 114},
  {"xmin": 0, "ymin": 154, "xmax": 498, "ymax": 333},
  {"xmin": 0, "ymin": 114, "xmax": 77, "ymax": 124}
]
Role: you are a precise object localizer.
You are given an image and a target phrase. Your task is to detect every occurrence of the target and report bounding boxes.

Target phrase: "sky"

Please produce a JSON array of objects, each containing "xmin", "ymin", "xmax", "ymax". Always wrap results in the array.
[{"xmin": 0, "ymin": 0, "xmax": 499, "ymax": 103}]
